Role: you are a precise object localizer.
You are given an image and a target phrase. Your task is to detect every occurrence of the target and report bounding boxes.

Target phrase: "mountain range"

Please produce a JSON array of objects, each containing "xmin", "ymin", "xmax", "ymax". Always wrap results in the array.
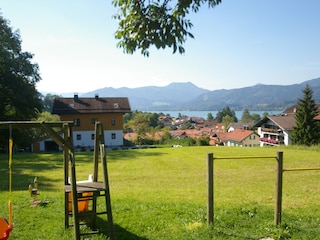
[{"xmin": 80, "ymin": 77, "xmax": 320, "ymax": 111}]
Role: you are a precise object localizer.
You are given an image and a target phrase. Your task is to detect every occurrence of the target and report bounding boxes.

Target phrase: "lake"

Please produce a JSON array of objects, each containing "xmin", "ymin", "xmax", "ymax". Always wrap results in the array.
[{"xmin": 146, "ymin": 110, "xmax": 282, "ymax": 120}]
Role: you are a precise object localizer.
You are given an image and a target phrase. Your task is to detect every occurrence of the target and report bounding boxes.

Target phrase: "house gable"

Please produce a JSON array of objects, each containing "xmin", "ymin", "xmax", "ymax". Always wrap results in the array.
[{"xmin": 224, "ymin": 129, "xmax": 260, "ymax": 147}]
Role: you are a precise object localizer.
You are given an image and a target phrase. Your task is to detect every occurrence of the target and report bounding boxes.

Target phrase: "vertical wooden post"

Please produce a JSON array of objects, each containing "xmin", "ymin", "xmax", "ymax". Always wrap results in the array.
[
  {"xmin": 207, "ymin": 153, "xmax": 214, "ymax": 225},
  {"xmin": 275, "ymin": 151, "xmax": 283, "ymax": 226},
  {"xmin": 93, "ymin": 122, "xmax": 100, "ymax": 182},
  {"xmin": 97, "ymin": 122, "xmax": 115, "ymax": 240},
  {"xmin": 100, "ymin": 143, "xmax": 115, "ymax": 240},
  {"xmin": 69, "ymin": 152, "xmax": 80, "ymax": 240},
  {"xmin": 65, "ymin": 124, "xmax": 81, "ymax": 240},
  {"xmin": 63, "ymin": 124, "xmax": 70, "ymax": 229}
]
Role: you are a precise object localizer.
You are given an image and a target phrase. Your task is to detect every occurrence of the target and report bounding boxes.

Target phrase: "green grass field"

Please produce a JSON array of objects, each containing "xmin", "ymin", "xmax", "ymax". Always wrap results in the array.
[{"xmin": 0, "ymin": 146, "xmax": 319, "ymax": 239}]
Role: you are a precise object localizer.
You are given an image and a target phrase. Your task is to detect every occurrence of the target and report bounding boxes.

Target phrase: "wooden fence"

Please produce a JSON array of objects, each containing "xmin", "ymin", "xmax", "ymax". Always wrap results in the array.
[{"xmin": 206, "ymin": 151, "xmax": 320, "ymax": 226}]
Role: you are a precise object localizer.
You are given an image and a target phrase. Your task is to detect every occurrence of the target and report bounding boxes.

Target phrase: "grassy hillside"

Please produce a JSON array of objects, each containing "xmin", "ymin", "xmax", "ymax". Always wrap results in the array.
[{"xmin": 0, "ymin": 146, "xmax": 319, "ymax": 239}]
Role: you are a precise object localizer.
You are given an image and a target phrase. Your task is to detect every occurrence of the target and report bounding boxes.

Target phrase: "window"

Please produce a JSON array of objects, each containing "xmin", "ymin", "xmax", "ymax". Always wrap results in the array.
[
  {"xmin": 91, "ymin": 118, "xmax": 97, "ymax": 124},
  {"xmin": 76, "ymin": 134, "xmax": 81, "ymax": 140},
  {"xmin": 250, "ymin": 135, "xmax": 256, "ymax": 140},
  {"xmin": 111, "ymin": 133, "xmax": 116, "ymax": 139},
  {"xmin": 74, "ymin": 118, "xmax": 80, "ymax": 126},
  {"xmin": 111, "ymin": 118, "xmax": 115, "ymax": 126},
  {"xmin": 91, "ymin": 134, "xmax": 95, "ymax": 140}
]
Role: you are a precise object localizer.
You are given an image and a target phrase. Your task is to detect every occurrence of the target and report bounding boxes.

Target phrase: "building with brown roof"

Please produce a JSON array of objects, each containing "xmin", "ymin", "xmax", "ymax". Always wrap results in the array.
[
  {"xmin": 51, "ymin": 94, "xmax": 131, "ymax": 150},
  {"xmin": 283, "ymin": 104, "xmax": 320, "ymax": 116},
  {"xmin": 254, "ymin": 115, "xmax": 296, "ymax": 146},
  {"xmin": 226, "ymin": 129, "xmax": 260, "ymax": 147}
]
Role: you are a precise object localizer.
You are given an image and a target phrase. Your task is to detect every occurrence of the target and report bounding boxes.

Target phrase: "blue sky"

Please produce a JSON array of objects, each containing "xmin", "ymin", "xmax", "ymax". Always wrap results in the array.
[{"xmin": 1, "ymin": 0, "xmax": 320, "ymax": 94}]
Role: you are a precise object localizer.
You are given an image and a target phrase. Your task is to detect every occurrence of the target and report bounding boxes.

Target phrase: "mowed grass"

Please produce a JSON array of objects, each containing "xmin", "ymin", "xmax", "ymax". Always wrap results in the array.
[{"xmin": 0, "ymin": 146, "xmax": 320, "ymax": 239}]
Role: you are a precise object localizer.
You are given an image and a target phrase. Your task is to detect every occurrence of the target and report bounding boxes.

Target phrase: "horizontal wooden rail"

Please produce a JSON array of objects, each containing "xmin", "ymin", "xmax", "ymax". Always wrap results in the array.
[
  {"xmin": 213, "ymin": 156, "xmax": 276, "ymax": 160},
  {"xmin": 283, "ymin": 167, "xmax": 320, "ymax": 172}
]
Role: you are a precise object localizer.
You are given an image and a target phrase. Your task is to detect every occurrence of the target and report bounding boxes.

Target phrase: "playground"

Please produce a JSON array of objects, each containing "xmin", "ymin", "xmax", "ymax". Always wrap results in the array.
[{"xmin": 1, "ymin": 142, "xmax": 320, "ymax": 239}]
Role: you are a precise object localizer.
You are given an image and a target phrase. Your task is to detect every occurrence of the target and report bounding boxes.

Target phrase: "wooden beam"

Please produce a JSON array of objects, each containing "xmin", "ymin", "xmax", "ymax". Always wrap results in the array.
[
  {"xmin": 0, "ymin": 121, "xmax": 73, "ymax": 129},
  {"xmin": 40, "ymin": 122, "xmax": 73, "ymax": 150}
]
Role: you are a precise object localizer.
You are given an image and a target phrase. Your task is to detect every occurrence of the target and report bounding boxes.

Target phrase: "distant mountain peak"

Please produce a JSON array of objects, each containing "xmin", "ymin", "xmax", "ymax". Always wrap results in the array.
[{"xmin": 59, "ymin": 77, "xmax": 320, "ymax": 111}]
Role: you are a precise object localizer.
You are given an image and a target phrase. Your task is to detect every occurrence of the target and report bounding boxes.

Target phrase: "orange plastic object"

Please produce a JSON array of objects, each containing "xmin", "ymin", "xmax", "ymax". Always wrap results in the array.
[
  {"xmin": 68, "ymin": 192, "xmax": 92, "ymax": 213},
  {"xmin": 0, "ymin": 218, "xmax": 12, "ymax": 240}
]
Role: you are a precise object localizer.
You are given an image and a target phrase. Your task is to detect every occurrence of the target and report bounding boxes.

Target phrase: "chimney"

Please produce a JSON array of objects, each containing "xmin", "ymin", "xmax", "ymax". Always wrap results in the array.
[
  {"xmin": 95, "ymin": 94, "xmax": 99, "ymax": 100},
  {"xmin": 74, "ymin": 93, "xmax": 79, "ymax": 101}
]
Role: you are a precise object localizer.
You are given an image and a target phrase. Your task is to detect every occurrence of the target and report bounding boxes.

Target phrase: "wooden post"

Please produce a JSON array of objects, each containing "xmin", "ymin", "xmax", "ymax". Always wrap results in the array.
[
  {"xmin": 69, "ymin": 152, "xmax": 80, "ymax": 240},
  {"xmin": 96, "ymin": 122, "xmax": 115, "ymax": 240},
  {"xmin": 275, "ymin": 151, "xmax": 283, "ymax": 226},
  {"xmin": 63, "ymin": 124, "xmax": 70, "ymax": 229},
  {"xmin": 93, "ymin": 122, "xmax": 100, "ymax": 182},
  {"xmin": 207, "ymin": 153, "xmax": 214, "ymax": 225},
  {"xmin": 100, "ymin": 143, "xmax": 115, "ymax": 240}
]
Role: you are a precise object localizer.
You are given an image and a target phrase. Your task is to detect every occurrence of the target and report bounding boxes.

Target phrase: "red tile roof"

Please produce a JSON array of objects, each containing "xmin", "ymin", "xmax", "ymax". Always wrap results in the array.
[{"xmin": 226, "ymin": 129, "xmax": 256, "ymax": 141}]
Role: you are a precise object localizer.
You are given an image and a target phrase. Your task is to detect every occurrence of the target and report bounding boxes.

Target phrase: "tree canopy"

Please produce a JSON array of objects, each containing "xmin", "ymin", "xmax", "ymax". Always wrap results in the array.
[
  {"xmin": 0, "ymin": 15, "xmax": 42, "ymax": 121},
  {"xmin": 291, "ymin": 85, "xmax": 320, "ymax": 146},
  {"xmin": 112, "ymin": 0, "xmax": 222, "ymax": 56},
  {"xmin": 215, "ymin": 106, "xmax": 237, "ymax": 123},
  {"xmin": 241, "ymin": 108, "xmax": 261, "ymax": 123},
  {"xmin": 0, "ymin": 15, "xmax": 43, "ymax": 149}
]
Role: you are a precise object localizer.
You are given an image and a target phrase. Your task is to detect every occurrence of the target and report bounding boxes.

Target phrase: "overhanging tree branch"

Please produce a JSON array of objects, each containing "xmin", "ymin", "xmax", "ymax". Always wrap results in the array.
[{"xmin": 112, "ymin": 0, "xmax": 222, "ymax": 56}]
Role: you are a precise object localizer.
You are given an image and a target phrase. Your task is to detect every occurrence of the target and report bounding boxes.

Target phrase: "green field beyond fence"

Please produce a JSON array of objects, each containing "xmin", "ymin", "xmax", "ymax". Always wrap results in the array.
[{"xmin": 0, "ymin": 146, "xmax": 319, "ymax": 239}]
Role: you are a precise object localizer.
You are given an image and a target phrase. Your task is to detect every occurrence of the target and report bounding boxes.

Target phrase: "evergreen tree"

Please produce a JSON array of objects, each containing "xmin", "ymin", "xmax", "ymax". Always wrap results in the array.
[
  {"xmin": 241, "ymin": 108, "xmax": 251, "ymax": 123},
  {"xmin": 291, "ymin": 84, "xmax": 320, "ymax": 146}
]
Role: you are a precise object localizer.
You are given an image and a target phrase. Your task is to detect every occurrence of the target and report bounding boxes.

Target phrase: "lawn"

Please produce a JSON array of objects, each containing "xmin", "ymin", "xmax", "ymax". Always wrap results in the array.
[{"xmin": 0, "ymin": 146, "xmax": 319, "ymax": 239}]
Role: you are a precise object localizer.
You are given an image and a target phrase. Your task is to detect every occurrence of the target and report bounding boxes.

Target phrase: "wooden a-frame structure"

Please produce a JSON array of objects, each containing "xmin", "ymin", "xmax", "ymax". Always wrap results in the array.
[{"xmin": 0, "ymin": 121, "xmax": 115, "ymax": 240}]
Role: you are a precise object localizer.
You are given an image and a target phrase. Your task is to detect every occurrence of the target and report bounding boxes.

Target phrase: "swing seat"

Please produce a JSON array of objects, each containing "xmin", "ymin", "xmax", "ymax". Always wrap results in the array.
[{"xmin": 0, "ymin": 218, "xmax": 12, "ymax": 240}]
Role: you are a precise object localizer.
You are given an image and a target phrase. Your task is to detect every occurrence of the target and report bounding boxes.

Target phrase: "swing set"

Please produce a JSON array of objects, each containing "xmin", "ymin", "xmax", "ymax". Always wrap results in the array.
[
  {"xmin": 0, "ymin": 126, "xmax": 13, "ymax": 240},
  {"xmin": 0, "ymin": 121, "xmax": 114, "ymax": 240}
]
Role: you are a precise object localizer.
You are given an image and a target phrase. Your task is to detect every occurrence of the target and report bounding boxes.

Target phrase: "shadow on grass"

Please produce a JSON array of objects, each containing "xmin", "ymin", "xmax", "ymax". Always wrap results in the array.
[
  {"xmin": 88, "ymin": 216, "xmax": 148, "ymax": 240},
  {"xmin": 0, "ymin": 149, "xmax": 167, "ymax": 191},
  {"xmin": 99, "ymin": 149, "xmax": 168, "ymax": 162},
  {"xmin": 0, "ymin": 152, "xmax": 64, "ymax": 191}
]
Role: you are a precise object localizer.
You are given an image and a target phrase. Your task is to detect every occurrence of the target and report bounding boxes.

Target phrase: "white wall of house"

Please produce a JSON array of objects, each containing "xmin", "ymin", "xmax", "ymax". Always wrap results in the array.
[
  {"xmin": 104, "ymin": 130, "xmax": 124, "ymax": 147},
  {"xmin": 35, "ymin": 130, "xmax": 124, "ymax": 152},
  {"xmin": 73, "ymin": 130, "xmax": 124, "ymax": 149},
  {"xmin": 257, "ymin": 127, "xmax": 291, "ymax": 146},
  {"xmin": 227, "ymin": 140, "xmax": 242, "ymax": 147},
  {"xmin": 283, "ymin": 130, "xmax": 291, "ymax": 145}
]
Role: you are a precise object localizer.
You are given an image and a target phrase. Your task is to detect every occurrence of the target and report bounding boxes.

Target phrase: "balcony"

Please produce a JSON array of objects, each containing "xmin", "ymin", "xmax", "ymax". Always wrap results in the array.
[
  {"xmin": 260, "ymin": 137, "xmax": 278, "ymax": 144},
  {"xmin": 261, "ymin": 128, "xmax": 282, "ymax": 134}
]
